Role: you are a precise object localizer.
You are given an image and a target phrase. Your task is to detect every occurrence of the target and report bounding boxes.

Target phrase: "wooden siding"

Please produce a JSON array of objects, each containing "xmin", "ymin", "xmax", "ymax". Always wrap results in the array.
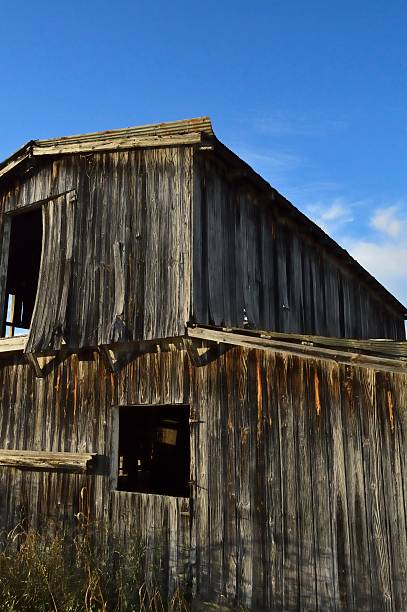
[
  {"xmin": 0, "ymin": 144, "xmax": 404, "ymax": 354},
  {"xmin": 25, "ymin": 192, "xmax": 75, "ymax": 353},
  {"xmin": 192, "ymin": 153, "xmax": 406, "ymax": 339},
  {"xmin": 0, "ymin": 147, "xmax": 193, "ymax": 348},
  {"xmin": 0, "ymin": 347, "xmax": 406, "ymax": 609}
]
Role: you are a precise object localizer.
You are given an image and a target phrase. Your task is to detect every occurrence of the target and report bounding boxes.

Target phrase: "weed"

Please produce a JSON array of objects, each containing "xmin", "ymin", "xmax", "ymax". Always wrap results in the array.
[{"xmin": 0, "ymin": 518, "xmax": 189, "ymax": 612}]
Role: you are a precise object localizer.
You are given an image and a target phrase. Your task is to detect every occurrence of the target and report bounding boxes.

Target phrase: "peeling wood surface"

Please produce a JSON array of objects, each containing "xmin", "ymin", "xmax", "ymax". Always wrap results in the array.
[{"xmin": 0, "ymin": 348, "xmax": 405, "ymax": 609}]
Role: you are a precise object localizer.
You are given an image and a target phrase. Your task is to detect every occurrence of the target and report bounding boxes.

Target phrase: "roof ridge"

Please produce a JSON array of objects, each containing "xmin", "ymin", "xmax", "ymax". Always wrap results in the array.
[
  {"xmin": 0, "ymin": 116, "xmax": 214, "ymax": 179},
  {"xmin": 35, "ymin": 116, "xmax": 214, "ymax": 146}
]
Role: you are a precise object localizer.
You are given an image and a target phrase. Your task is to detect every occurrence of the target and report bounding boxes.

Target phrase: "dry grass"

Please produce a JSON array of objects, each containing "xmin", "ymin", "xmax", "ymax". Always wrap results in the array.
[{"xmin": 0, "ymin": 519, "xmax": 189, "ymax": 612}]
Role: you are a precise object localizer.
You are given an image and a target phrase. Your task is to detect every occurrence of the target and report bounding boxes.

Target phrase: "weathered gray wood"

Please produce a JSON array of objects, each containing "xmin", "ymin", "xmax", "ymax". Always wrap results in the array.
[
  {"xmin": 98, "ymin": 345, "xmax": 117, "ymax": 373},
  {"xmin": 0, "ymin": 117, "xmax": 213, "ymax": 181},
  {"xmin": 0, "ymin": 126, "xmax": 405, "ymax": 611},
  {"xmin": 32, "ymin": 132, "xmax": 202, "ymax": 156},
  {"xmin": 192, "ymin": 153, "xmax": 406, "ymax": 340},
  {"xmin": 0, "ymin": 449, "xmax": 96, "ymax": 472},
  {"xmin": 1, "ymin": 142, "xmax": 404, "ymax": 359},
  {"xmin": 0, "ymin": 149, "xmax": 31, "ymax": 180},
  {"xmin": 326, "ymin": 363, "xmax": 354, "ymax": 610},
  {"xmin": 111, "ymin": 241, "xmax": 126, "ymax": 341},
  {"xmin": 191, "ymin": 325, "xmax": 407, "ymax": 357},
  {"xmin": 363, "ymin": 369, "xmax": 394, "ymax": 610},
  {"xmin": 0, "ymin": 215, "xmax": 11, "ymax": 335},
  {"xmin": 0, "ymin": 335, "xmax": 26, "ymax": 353},
  {"xmin": 25, "ymin": 191, "xmax": 75, "ymax": 353},
  {"xmin": 0, "ymin": 148, "xmax": 193, "ymax": 350},
  {"xmin": 25, "ymin": 351, "xmax": 45, "ymax": 378},
  {"xmin": 0, "ymin": 344, "xmax": 405, "ymax": 609},
  {"xmin": 187, "ymin": 327, "xmax": 407, "ymax": 373}
]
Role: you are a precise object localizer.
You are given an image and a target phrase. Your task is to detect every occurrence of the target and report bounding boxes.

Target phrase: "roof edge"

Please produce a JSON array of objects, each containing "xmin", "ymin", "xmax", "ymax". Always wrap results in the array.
[
  {"xmin": 0, "ymin": 117, "xmax": 214, "ymax": 180},
  {"xmin": 187, "ymin": 325, "xmax": 407, "ymax": 373}
]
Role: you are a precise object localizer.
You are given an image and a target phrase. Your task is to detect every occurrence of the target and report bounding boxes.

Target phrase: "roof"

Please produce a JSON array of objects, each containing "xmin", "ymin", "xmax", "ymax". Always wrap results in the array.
[
  {"xmin": 0, "ymin": 116, "xmax": 405, "ymax": 317},
  {"xmin": 0, "ymin": 116, "xmax": 214, "ymax": 180}
]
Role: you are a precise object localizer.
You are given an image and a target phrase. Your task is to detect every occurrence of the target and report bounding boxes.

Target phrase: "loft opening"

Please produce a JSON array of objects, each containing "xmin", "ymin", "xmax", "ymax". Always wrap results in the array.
[
  {"xmin": 2, "ymin": 208, "xmax": 43, "ymax": 337},
  {"xmin": 117, "ymin": 404, "xmax": 190, "ymax": 498}
]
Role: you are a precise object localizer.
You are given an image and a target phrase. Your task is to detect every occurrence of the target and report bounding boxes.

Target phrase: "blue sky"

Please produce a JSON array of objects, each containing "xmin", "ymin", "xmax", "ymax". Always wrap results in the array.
[{"xmin": 0, "ymin": 1, "xmax": 406, "ymax": 306}]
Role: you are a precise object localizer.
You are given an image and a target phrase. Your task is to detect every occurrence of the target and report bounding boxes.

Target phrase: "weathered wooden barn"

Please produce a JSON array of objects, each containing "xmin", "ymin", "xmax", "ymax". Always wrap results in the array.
[{"xmin": 0, "ymin": 117, "xmax": 406, "ymax": 610}]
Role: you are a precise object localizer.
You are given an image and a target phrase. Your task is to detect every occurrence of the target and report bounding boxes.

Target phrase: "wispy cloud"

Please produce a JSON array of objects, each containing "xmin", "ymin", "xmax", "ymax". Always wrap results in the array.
[
  {"xmin": 345, "ymin": 240, "xmax": 407, "ymax": 280},
  {"xmin": 304, "ymin": 197, "xmax": 358, "ymax": 233},
  {"xmin": 339, "ymin": 203, "xmax": 407, "ymax": 306},
  {"xmin": 344, "ymin": 239, "xmax": 407, "ymax": 306},
  {"xmin": 285, "ymin": 180, "xmax": 341, "ymax": 200},
  {"xmin": 321, "ymin": 202, "xmax": 351, "ymax": 222},
  {"xmin": 248, "ymin": 110, "xmax": 349, "ymax": 138},
  {"xmin": 233, "ymin": 146, "xmax": 302, "ymax": 183},
  {"xmin": 370, "ymin": 205, "xmax": 407, "ymax": 238},
  {"xmin": 298, "ymin": 197, "xmax": 407, "ymax": 305}
]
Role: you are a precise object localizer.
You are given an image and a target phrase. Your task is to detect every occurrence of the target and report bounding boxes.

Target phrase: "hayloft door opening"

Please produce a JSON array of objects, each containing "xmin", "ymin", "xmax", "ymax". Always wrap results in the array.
[
  {"xmin": 2, "ymin": 208, "xmax": 43, "ymax": 337},
  {"xmin": 116, "ymin": 404, "xmax": 190, "ymax": 498}
]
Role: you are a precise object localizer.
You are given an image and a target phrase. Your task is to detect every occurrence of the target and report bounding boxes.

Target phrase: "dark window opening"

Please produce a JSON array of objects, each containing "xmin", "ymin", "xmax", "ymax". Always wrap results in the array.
[
  {"xmin": 2, "ymin": 208, "xmax": 43, "ymax": 337},
  {"xmin": 117, "ymin": 404, "xmax": 190, "ymax": 497}
]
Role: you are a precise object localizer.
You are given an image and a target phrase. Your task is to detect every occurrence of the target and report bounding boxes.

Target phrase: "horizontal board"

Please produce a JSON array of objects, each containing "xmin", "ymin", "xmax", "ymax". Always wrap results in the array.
[{"xmin": 0, "ymin": 449, "xmax": 96, "ymax": 472}]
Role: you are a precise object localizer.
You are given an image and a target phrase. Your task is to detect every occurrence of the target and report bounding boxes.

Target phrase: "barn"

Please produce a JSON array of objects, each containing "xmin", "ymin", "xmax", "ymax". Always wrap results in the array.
[{"xmin": 0, "ymin": 117, "xmax": 406, "ymax": 610}]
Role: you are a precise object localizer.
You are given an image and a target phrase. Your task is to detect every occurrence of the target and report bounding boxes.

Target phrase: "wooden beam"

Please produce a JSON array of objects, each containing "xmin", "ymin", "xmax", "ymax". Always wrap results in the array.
[
  {"xmin": 0, "ymin": 449, "xmax": 97, "ymax": 473},
  {"xmin": 6, "ymin": 294, "xmax": 15, "ymax": 337},
  {"xmin": 98, "ymin": 346, "xmax": 118, "ymax": 373},
  {"xmin": 0, "ymin": 334, "xmax": 27, "ymax": 353},
  {"xmin": 182, "ymin": 338, "xmax": 203, "ymax": 366},
  {"xmin": 26, "ymin": 352, "xmax": 44, "ymax": 377},
  {"xmin": 183, "ymin": 337, "xmax": 230, "ymax": 367},
  {"xmin": 32, "ymin": 132, "xmax": 201, "ymax": 157},
  {"xmin": 4, "ymin": 189, "xmax": 76, "ymax": 217},
  {"xmin": 0, "ymin": 216, "xmax": 11, "ymax": 336},
  {"xmin": 187, "ymin": 327, "xmax": 407, "ymax": 374},
  {"xmin": 0, "ymin": 150, "xmax": 30, "ymax": 180}
]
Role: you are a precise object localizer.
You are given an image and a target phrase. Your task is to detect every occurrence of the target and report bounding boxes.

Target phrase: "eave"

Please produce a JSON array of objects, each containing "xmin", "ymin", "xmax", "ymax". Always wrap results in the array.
[
  {"xmin": 0, "ymin": 116, "xmax": 214, "ymax": 180},
  {"xmin": 1, "ymin": 328, "xmax": 406, "ymax": 376},
  {"xmin": 187, "ymin": 325, "xmax": 407, "ymax": 375}
]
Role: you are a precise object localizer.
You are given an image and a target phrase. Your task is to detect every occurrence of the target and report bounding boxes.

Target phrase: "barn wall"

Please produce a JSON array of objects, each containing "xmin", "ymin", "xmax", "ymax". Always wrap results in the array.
[
  {"xmin": 0, "ymin": 146, "xmax": 404, "ymax": 349},
  {"xmin": 192, "ymin": 154, "xmax": 406, "ymax": 340},
  {"xmin": 0, "ymin": 146, "xmax": 193, "ymax": 347},
  {"xmin": 0, "ymin": 348, "xmax": 406, "ymax": 610}
]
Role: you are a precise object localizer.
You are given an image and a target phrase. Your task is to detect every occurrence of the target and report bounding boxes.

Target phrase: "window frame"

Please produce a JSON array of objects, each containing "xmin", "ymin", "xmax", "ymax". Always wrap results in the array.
[
  {"xmin": 0, "ymin": 204, "xmax": 44, "ymax": 339},
  {"xmin": 0, "ymin": 190, "xmax": 76, "ymax": 361},
  {"xmin": 110, "ymin": 403, "xmax": 191, "ymax": 499}
]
